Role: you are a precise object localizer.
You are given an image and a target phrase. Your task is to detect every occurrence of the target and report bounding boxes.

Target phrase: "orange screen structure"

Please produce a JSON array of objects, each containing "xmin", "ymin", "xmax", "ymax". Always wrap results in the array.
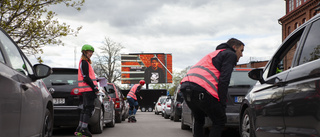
[{"xmin": 121, "ymin": 53, "xmax": 172, "ymax": 84}]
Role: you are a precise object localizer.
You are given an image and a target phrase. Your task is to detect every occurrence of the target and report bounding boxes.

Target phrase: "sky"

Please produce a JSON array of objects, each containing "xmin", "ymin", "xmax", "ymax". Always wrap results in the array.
[{"xmin": 28, "ymin": 0, "xmax": 285, "ymax": 73}]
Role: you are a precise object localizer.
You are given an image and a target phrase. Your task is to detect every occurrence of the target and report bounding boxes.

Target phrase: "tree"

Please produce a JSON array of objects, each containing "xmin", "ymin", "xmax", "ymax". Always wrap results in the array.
[
  {"xmin": 0, "ymin": 0, "xmax": 84, "ymax": 62},
  {"xmin": 93, "ymin": 37, "xmax": 124, "ymax": 83}
]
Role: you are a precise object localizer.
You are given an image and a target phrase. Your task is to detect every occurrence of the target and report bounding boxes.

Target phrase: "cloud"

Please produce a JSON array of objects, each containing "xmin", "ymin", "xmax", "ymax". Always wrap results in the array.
[{"xmin": 40, "ymin": 0, "xmax": 285, "ymax": 73}]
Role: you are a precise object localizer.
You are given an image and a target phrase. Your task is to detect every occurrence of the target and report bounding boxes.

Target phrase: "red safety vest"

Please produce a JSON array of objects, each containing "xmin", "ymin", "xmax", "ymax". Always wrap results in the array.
[
  {"xmin": 181, "ymin": 49, "xmax": 225, "ymax": 101},
  {"xmin": 78, "ymin": 60, "xmax": 98, "ymax": 93},
  {"xmin": 127, "ymin": 84, "xmax": 140, "ymax": 100}
]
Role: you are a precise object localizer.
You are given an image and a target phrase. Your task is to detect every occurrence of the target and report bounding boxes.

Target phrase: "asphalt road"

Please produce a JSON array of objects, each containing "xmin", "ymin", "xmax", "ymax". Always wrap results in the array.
[{"xmin": 52, "ymin": 111, "xmax": 240, "ymax": 137}]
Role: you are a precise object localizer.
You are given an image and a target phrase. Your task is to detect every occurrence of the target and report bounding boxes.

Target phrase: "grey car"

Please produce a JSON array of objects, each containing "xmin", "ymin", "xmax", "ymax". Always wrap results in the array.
[{"xmin": 0, "ymin": 27, "xmax": 53, "ymax": 136}]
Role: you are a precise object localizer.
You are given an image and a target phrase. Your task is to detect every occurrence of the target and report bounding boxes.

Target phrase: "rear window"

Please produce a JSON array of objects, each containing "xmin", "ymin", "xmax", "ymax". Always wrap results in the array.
[
  {"xmin": 160, "ymin": 98, "xmax": 166, "ymax": 103},
  {"xmin": 107, "ymin": 84, "xmax": 116, "ymax": 98},
  {"xmin": 229, "ymin": 71, "xmax": 256, "ymax": 87},
  {"xmin": 43, "ymin": 73, "xmax": 78, "ymax": 86}
]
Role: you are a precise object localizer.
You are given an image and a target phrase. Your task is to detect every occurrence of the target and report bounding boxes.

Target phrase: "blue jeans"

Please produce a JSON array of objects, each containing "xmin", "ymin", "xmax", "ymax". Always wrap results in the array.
[{"xmin": 127, "ymin": 97, "xmax": 139, "ymax": 115}]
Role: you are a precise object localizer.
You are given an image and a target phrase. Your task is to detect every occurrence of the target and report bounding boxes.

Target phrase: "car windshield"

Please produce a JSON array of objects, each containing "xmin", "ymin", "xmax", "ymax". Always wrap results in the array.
[
  {"xmin": 229, "ymin": 71, "xmax": 256, "ymax": 87},
  {"xmin": 107, "ymin": 84, "xmax": 116, "ymax": 98},
  {"xmin": 43, "ymin": 74, "xmax": 78, "ymax": 86},
  {"xmin": 160, "ymin": 98, "xmax": 166, "ymax": 103}
]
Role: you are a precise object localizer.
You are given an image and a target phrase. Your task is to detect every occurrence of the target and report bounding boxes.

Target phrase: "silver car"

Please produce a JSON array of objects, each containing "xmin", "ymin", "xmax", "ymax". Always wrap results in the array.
[{"xmin": 0, "ymin": 27, "xmax": 53, "ymax": 136}]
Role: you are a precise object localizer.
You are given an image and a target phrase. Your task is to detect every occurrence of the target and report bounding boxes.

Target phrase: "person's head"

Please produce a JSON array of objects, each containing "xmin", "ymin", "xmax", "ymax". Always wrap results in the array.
[
  {"xmin": 226, "ymin": 38, "xmax": 245, "ymax": 62},
  {"xmin": 150, "ymin": 57, "xmax": 159, "ymax": 70},
  {"xmin": 139, "ymin": 80, "xmax": 145, "ymax": 86},
  {"xmin": 81, "ymin": 44, "xmax": 94, "ymax": 63}
]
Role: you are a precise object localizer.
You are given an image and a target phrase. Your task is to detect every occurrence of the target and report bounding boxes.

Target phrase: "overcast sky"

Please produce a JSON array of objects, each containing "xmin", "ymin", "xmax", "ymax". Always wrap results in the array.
[{"xmin": 29, "ymin": 0, "xmax": 285, "ymax": 73}]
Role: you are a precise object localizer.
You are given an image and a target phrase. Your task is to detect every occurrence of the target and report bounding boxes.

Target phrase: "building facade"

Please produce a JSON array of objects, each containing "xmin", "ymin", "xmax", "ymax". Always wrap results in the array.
[{"xmin": 279, "ymin": 0, "xmax": 320, "ymax": 40}]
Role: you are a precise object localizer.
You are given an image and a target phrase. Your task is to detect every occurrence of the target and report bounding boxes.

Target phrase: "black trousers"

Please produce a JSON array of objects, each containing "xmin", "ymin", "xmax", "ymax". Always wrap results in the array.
[
  {"xmin": 181, "ymin": 89, "xmax": 226, "ymax": 137},
  {"xmin": 80, "ymin": 91, "xmax": 97, "ymax": 123}
]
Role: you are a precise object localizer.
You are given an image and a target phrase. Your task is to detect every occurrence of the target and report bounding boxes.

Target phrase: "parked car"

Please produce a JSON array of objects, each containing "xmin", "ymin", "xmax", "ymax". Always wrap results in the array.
[
  {"xmin": 239, "ymin": 13, "xmax": 320, "ymax": 137},
  {"xmin": 122, "ymin": 99, "xmax": 130, "ymax": 121},
  {"xmin": 163, "ymin": 97, "xmax": 172, "ymax": 119},
  {"xmin": 181, "ymin": 68, "xmax": 257, "ymax": 132},
  {"xmin": 154, "ymin": 96, "xmax": 167, "ymax": 115},
  {"xmin": 170, "ymin": 84, "xmax": 184, "ymax": 122},
  {"xmin": 43, "ymin": 68, "xmax": 115, "ymax": 134},
  {"xmin": 105, "ymin": 83, "xmax": 126, "ymax": 123},
  {"xmin": 0, "ymin": 27, "xmax": 53, "ymax": 136}
]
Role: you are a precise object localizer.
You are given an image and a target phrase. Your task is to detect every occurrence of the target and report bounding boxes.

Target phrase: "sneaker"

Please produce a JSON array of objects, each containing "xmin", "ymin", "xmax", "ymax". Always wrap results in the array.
[
  {"xmin": 128, "ymin": 116, "xmax": 132, "ymax": 122},
  {"xmin": 77, "ymin": 128, "xmax": 92, "ymax": 137},
  {"xmin": 131, "ymin": 116, "xmax": 137, "ymax": 123},
  {"xmin": 74, "ymin": 126, "xmax": 81, "ymax": 135}
]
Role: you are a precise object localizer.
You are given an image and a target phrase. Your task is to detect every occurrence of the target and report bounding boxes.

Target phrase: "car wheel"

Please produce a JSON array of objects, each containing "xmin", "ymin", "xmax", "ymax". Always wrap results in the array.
[
  {"xmin": 164, "ymin": 112, "xmax": 169, "ymax": 119},
  {"xmin": 115, "ymin": 110, "xmax": 122, "ymax": 123},
  {"xmin": 173, "ymin": 112, "xmax": 180, "ymax": 122},
  {"xmin": 241, "ymin": 108, "xmax": 255, "ymax": 137},
  {"xmin": 89, "ymin": 107, "xmax": 103, "ymax": 134},
  {"xmin": 148, "ymin": 107, "xmax": 153, "ymax": 112},
  {"xmin": 106, "ymin": 109, "xmax": 115, "ymax": 127},
  {"xmin": 42, "ymin": 109, "xmax": 53, "ymax": 137},
  {"xmin": 181, "ymin": 117, "xmax": 190, "ymax": 130},
  {"xmin": 141, "ymin": 107, "xmax": 146, "ymax": 112}
]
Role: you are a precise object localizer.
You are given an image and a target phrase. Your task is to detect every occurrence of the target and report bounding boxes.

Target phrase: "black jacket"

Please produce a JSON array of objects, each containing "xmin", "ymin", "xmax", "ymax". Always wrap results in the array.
[{"xmin": 181, "ymin": 43, "xmax": 237, "ymax": 107}]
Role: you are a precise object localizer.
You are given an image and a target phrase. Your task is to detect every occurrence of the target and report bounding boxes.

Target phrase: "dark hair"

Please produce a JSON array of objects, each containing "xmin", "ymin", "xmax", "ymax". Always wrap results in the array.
[
  {"xmin": 226, "ymin": 38, "xmax": 245, "ymax": 48},
  {"xmin": 151, "ymin": 57, "xmax": 158, "ymax": 62}
]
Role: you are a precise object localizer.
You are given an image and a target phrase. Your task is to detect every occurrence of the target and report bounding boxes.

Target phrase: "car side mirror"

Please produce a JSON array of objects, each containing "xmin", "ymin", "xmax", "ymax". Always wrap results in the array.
[
  {"xmin": 248, "ymin": 68, "xmax": 265, "ymax": 84},
  {"xmin": 31, "ymin": 64, "xmax": 51, "ymax": 81}
]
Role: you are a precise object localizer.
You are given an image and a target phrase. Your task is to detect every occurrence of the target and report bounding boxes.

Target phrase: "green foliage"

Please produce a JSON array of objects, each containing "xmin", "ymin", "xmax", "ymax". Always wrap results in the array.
[{"xmin": 0, "ymin": 0, "xmax": 84, "ymax": 62}]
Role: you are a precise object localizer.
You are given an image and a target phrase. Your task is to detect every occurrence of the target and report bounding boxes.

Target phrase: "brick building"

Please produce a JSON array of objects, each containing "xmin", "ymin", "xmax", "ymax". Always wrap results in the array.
[
  {"xmin": 236, "ymin": 61, "xmax": 268, "ymax": 68},
  {"xmin": 279, "ymin": 0, "xmax": 320, "ymax": 40}
]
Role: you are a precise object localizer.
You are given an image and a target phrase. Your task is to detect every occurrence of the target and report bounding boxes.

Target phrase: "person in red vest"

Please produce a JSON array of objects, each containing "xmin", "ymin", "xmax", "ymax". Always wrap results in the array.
[
  {"xmin": 126, "ymin": 80, "xmax": 145, "ymax": 122},
  {"xmin": 75, "ymin": 44, "xmax": 99, "ymax": 137},
  {"xmin": 180, "ymin": 38, "xmax": 245, "ymax": 137}
]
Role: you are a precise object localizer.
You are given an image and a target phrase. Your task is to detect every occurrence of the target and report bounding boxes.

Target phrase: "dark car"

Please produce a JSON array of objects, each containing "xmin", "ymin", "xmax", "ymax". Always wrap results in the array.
[
  {"xmin": 0, "ymin": 27, "xmax": 53, "ymax": 136},
  {"xmin": 43, "ymin": 68, "xmax": 115, "ymax": 134},
  {"xmin": 105, "ymin": 83, "xmax": 126, "ymax": 123},
  {"xmin": 239, "ymin": 13, "xmax": 320, "ymax": 137},
  {"xmin": 170, "ymin": 84, "xmax": 184, "ymax": 122},
  {"xmin": 181, "ymin": 68, "xmax": 257, "ymax": 132}
]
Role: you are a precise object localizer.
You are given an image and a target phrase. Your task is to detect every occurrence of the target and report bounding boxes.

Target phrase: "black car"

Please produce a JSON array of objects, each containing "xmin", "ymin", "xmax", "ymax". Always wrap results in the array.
[
  {"xmin": 0, "ymin": 27, "xmax": 53, "ymax": 136},
  {"xmin": 170, "ymin": 84, "xmax": 184, "ymax": 122},
  {"xmin": 239, "ymin": 13, "xmax": 320, "ymax": 137},
  {"xmin": 43, "ymin": 68, "xmax": 115, "ymax": 134},
  {"xmin": 181, "ymin": 68, "xmax": 257, "ymax": 132}
]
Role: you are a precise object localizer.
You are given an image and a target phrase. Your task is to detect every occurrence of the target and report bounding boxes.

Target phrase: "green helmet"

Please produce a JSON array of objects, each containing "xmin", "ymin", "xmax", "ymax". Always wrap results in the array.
[{"xmin": 81, "ymin": 44, "xmax": 94, "ymax": 52}]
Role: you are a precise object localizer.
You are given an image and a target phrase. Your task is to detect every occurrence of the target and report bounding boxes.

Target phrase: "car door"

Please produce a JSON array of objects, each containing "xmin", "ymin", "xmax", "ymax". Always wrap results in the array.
[
  {"xmin": 0, "ymin": 45, "xmax": 22, "ymax": 136},
  {"xmin": 0, "ymin": 29, "xmax": 43, "ymax": 136},
  {"xmin": 282, "ymin": 17, "xmax": 320, "ymax": 137},
  {"xmin": 250, "ymin": 27, "xmax": 305, "ymax": 137}
]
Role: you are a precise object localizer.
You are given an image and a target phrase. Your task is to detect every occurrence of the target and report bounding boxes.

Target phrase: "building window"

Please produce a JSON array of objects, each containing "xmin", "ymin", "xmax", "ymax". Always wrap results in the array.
[
  {"xmin": 288, "ymin": 26, "xmax": 291, "ymax": 35},
  {"xmin": 289, "ymin": 0, "xmax": 294, "ymax": 12},
  {"xmin": 296, "ymin": 0, "xmax": 301, "ymax": 7},
  {"xmin": 302, "ymin": 18, "xmax": 306, "ymax": 24},
  {"xmin": 295, "ymin": 22, "xmax": 299, "ymax": 29}
]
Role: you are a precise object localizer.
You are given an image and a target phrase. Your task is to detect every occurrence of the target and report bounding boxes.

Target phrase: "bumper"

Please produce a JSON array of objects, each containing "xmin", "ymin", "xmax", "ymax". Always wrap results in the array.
[
  {"xmin": 204, "ymin": 105, "xmax": 240, "ymax": 128},
  {"xmin": 53, "ymin": 106, "xmax": 81, "ymax": 126}
]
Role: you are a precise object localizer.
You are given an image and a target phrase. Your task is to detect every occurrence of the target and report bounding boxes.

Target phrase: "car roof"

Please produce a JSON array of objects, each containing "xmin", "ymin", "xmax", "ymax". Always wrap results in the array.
[{"xmin": 233, "ymin": 68, "xmax": 254, "ymax": 71}]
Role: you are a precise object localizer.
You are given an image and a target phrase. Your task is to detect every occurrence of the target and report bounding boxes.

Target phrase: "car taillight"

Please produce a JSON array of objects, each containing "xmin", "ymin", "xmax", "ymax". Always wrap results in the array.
[
  {"xmin": 71, "ymin": 88, "xmax": 82, "ymax": 95},
  {"xmin": 157, "ymin": 103, "xmax": 161, "ymax": 106},
  {"xmin": 167, "ymin": 104, "xmax": 171, "ymax": 107},
  {"xmin": 177, "ymin": 103, "xmax": 181, "ymax": 107},
  {"xmin": 115, "ymin": 98, "xmax": 120, "ymax": 108}
]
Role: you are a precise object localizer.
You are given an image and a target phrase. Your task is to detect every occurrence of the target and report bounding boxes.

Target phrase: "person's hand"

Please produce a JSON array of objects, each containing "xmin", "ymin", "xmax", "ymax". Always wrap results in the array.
[{"xmin": 93, "ymin": 87, "xmax": 99, "ymax": 94}]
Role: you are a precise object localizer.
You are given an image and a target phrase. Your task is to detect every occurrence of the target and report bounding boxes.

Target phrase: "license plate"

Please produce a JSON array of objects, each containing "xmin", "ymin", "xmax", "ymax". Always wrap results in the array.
[
  {"xmin": 53, "ymin": 98, "xmax": 65, "ymax": 104},
  {"xmin": 235, "ymin": 96, "xmax": 244, "ymax": 103}
]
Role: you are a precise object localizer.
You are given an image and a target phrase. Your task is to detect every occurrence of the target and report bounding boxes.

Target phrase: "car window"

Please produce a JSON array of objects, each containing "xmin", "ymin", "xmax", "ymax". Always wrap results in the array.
[
  {"xmin": 0, "ymin": 49, "xmax": 4, "ymax": 63},
  {"xmin": 0, "ymin": 30, "xmax": 28, "ymax": 75},
  {"xmin": 298, "ymin": 18, "xmax": 320, "ymax": 65},
  {"xmin": 229, "ymin": 71, "xmax": 256, "ymax": 87},
  {"xmin": 43, "ymin": 73, "xmax": 78, "ymax": 86},
  {"xmin": 263, "ymin": 29, "xmax": 303, "ymax": 79}
]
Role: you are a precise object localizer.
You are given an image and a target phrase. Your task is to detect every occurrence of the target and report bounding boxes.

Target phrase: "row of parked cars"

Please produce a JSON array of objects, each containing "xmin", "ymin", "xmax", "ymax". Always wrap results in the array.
[
  {"xmin": 42, "ymin": 68, "xmax": 130, "ymax": 134},
  {"xmin": 0, "ymin": 26, "xmax": 130, "ymax": 136},
  {"xmin": 154, "ymin": 13, "xmax": 320, "ymax": 137}
]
